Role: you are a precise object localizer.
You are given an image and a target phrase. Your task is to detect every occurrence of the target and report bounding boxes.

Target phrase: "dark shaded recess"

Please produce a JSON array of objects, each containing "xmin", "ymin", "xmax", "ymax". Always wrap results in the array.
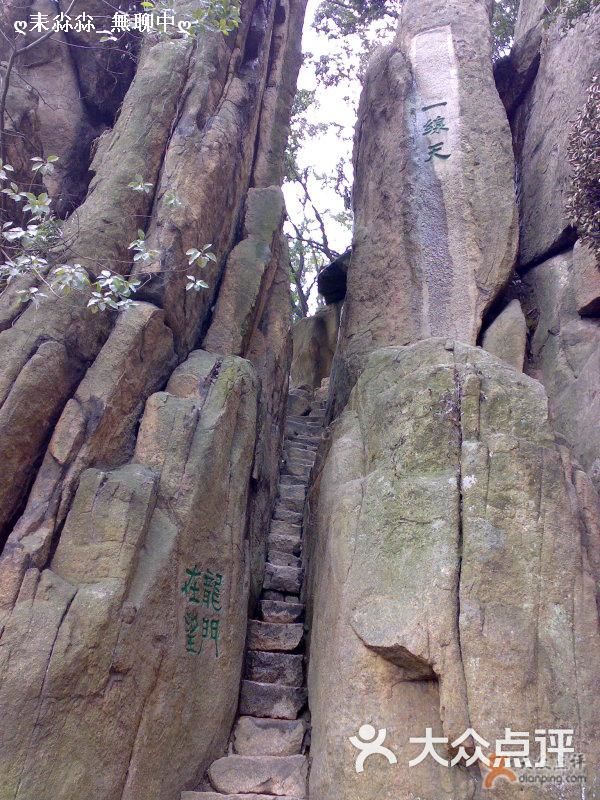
[
  {"xmin": 54, "ymin": 124, "xmax": 99, "ymax": 218},
  {"xmin": 317, "ymin": 248, "xmax": 351, "ymax": 304},
  {"xmin": 477, "ymin": 278, "xmax": 521, "ymax": 346},
  {"xmin": 493, "ymin": 23, "xmax": 542, "ymax": 119},
  {"xmin": 62, "ymin": 1, "xmax": 142, "ymax": 126},
  {"xmin": 274, "ymin": 2, "xmax": 287, "ymax": 24},
  {"xmin": 243, "ymin": 0, "xmax": 270, "ymax": 65}
]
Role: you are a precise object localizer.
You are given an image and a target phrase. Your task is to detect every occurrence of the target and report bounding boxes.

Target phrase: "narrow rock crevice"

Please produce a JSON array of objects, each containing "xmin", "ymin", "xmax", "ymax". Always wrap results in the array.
[{"xmin": 183, "ymin": 392, "xmax": 327, "ymax": 800}]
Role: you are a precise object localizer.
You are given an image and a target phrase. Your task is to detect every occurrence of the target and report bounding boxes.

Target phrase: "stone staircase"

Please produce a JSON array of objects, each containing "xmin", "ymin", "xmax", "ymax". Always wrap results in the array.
[{"xmin": 182, "ymin": 397, "xmax": 326, "ymax": 800}]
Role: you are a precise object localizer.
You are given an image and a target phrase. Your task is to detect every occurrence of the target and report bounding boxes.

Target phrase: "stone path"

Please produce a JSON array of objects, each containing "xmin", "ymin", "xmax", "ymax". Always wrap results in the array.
[{"xmin": 183, "ymin": 397, "xmax": 326, "ymax": 800}]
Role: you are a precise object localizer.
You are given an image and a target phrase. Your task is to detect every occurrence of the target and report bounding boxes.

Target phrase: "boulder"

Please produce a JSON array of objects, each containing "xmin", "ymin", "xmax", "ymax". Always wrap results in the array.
[
  {"xmin": 0, "ymin": 28, "xmax": 197, "ymax": 548},
  {"xmin": 306, "ymin": 339, "xmax": 600, "ymax": 799},
  {"xmin": 316, "ymin": 249, "xmax": 351, "ymax": 304},
  {"xmin": 243, "ymin": 239, "xmax": 293, "ymax": 605},
  {"xmin": 250, "ymin": 0, "xmax": 308, "ymax": 188},
  {"xmin": 204, "ymin": 188, "xmax": 292, "ymax": 608},
  {"xmin": 287, "ymin": 388, "xmax": 312, "ymax": 416},
  {"xmin": 0, "ymin": 303, "xmax": 176, "ymax": 579},
  {"xmin": 13, "ymin": 0, "xmax": 101, "ymax": 213},
  {"xmin": 494, "ymin": 21, "xmax": 542, "ymax": 116},
  {"xmin": 0, "ymin": 351, "xmax": 260, "ymax": 800},
  {"xmin": 330, "ymin": 0, "xmax": 518, "ymax": 413},
  {"xmin": 290, "ymin": 304, "xmax": 340, "ymax": 390},
  {"xmin": 204, "ymin": 187, "xmax": 286, "ymax": 357},
  {"xmin": 513, "ymin": 0, "xmax": 547, "ymax": 42},
  {"xmin": 131, "ymin": 0, "xmax": 280, "ymax": 356},
  {"xmin": 481, "ymin": 298, "xmax": 527, "ymax": 371},
  {"xmin": 512, "ymin": 12, "xmax": 600, "ymax": 267},
  {"xmin": 58, "ymin": 0, "xmax": 138, "ymax": 123},
  {"xmin": 522, "ymin": 247, "xmax": 600, "ymax": 489},
  {"xmin": 572, "ymin": 240, "xmax": 600, "ymax": 316}
]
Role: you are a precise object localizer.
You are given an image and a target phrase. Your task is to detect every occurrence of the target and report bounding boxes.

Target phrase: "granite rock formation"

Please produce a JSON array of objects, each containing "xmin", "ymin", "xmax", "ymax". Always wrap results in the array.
[{"xmin": 329, "ymin": 0, "xmax": 518, "ymax": 413}]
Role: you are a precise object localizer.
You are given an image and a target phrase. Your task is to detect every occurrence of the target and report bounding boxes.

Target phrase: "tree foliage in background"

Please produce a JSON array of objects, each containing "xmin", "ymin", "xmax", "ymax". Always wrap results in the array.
[
  {"xmin": 545, "ymin": 0, "xmax": 600, "ymax": 30},
  {"xmin": 284, "ymin": 89, "xmax": 351, "ymax": 319},
  {"xmin": 567, "ymin": 76, "xmax": 600, "ymax": 261},
  {"xmin": 0, "ymin": 2, "xmax": 239, "ymax": 310},
  {"xmin": 284, "ymin": 0, "xmax": 523, "ymax": 317},
  {"xmin": 310, "ymin": 0, "xmax": 399, "ymax": 86},
  {"xmin": 491, "ymin": 0, "xmax": 519, "ymax": 60}
]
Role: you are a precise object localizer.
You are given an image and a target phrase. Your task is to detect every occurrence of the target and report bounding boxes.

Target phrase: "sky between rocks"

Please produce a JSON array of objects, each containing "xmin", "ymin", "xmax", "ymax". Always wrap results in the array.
[{"xmin": 283, "ymin": 0, "xmax": 395, "ymax": 311}]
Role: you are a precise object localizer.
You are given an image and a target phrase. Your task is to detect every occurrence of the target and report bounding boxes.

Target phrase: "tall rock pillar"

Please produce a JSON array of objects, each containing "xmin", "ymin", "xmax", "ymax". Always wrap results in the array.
[{"xmin": 330, "ymin": 0, "xmax": 518, "ymax": 413}]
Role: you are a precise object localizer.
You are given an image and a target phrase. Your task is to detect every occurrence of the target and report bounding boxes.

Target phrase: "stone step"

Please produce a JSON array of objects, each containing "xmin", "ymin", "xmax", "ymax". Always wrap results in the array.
[
  {"xmin": 285, "ymin": 448, "xmax": 315, "ymax": 461},
  {"xmin": 279, "ymin": 483, "xmax": 306, "ymax": 501},
  {"xmin": 273, "ymin": 505, "xmax": 303, "ymax": 524},
  {"xmin": 282, "ymin": 460, "xmax": 313, "ymax": 477},
  {"xmin": 285, "ymin": 443, "xmax": 317, "ymax": 456},
  {"xmin": 268, "ymin": 533, "xmax": 301, "ymax": 556},
  {"xmin": 287, "ymin": 415, "xmax": 322, "ymax": 426},
  {"xmin": 263, "ymin": 590, "xmax": 285, "ymax": 601},
  {"xmin": 263, "ymin": 563, "xmax": 302, "ymax": 594},
  {"xmin": 183, "ymin": 794, "xmax": 303, "ymax": 800},
  {"xmin": 248, "ymin": 620, "xmax": 303, "ymax": 652},
  {"xmin": 245, "ymin": 651, "xmax": 303, "ymax": 686},
  {"xmin": 280, "ymin": 474, "xmax": 309, "ymax": 488},
  {"xmin": 285, "ymin": 434, "xmax": 321, "ymax": 448},
  {"xmin": 268, "ymin": 550, "xmax": 301, "ymax": 568},
  {"xmin": 287, "ymin": 433, "xmax": 319, "ymax": 443},
  {"xmin": 260, "ymin": 600, "xmax": 304, "ymax": 624},
  {"xmin": 285, "ymin": 427, "xmax": 321, "ymax": 440},
  {"xmin": 208, "ymin": 754, "xmax": 308, "ymax": 798},
  {"xmin": 283, "ymin": 452, "xmax": 315, "ymax": 465},
  {"xmin": 233, "ymin": 716, "xmax": 306, "ymax": 757},
  {"xmin": 239, "ymin": 680, "xmax": 307, "ymax": 720},
  {"xmin": 277, "ymin": 486, "xmax": 305, "ymax": 515},
  {"xmin": 277, "ymin": 497, "xmax": 304, "ymax": 516},
  {"xmin": 270, "ymin": 519, "xmax": 302, "ymax": 539},
  {"xmin": 263, "ymin": 593, "xmax": 300, "ymax": 604}
]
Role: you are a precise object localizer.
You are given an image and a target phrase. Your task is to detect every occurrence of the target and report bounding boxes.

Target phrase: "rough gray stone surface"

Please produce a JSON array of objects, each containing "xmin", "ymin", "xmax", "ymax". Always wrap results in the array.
[
  {"xmin": 306, "ymin": 339, "xmax": 600, "ymax": 800},
  {"xmin": 512, "ymin": 12, "xmax": 600, "ymax": 267},
  {"xmin": 330, "ymin": 0, "xmax": 517, "ymax": 414},
  {"xmin": 522, "ymin": 248, "xmax": 600, "ymax": 489},
  {"xmin": 481, "ymin": 299, "xmax": 527, "ymax": 371}
]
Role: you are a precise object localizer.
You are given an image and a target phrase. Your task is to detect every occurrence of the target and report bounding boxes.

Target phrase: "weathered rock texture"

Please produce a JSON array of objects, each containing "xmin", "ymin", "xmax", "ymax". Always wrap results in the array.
[
  {"xmin": 329, "ymin": 0, "xmax": 518, "ymax": 413},
  {"xmin": 204, "ymin": 185, "xmax": 293, "ymax": 602},
  {"xmin": 0, "ymin": 0, "xmax": 307, "ymax": 795},
  {"xmin": 0, "ymin": 351, "xmax": 259, "ymax": 800},
  {"xmin": 481, "ymin": 298, "xmax": 527, "ymax": 371},
  {"xmin": 522, "ymin": 248, "xmax": 600, "ymax": 491},
  {"xmin": 0, "ymin": 1, "xmax": 138, "ymax": 216},
  {"xmin": 186, "ymin": 392, "xmax": 324, "ymax": 799},
  {"xmin": 510, "ymin": 9, "xmax": 600, "ymax": 267},
  {"xmin": 290, "ymin": 304, "xmax": 340, "ymax": 390},
  {"xmin": 305, "ymin": 340, "xmax": 600, "ymax": 799}
]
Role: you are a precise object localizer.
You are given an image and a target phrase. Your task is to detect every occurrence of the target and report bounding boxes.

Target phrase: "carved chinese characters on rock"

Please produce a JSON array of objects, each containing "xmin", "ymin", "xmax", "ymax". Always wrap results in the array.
[
  {"xmin": 422, "ymin": 101, "xmax": 451, "ymax": 162},
  {"xmin": 181, "ymin": 565, "xmax": 224, "ymax": 657}
]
